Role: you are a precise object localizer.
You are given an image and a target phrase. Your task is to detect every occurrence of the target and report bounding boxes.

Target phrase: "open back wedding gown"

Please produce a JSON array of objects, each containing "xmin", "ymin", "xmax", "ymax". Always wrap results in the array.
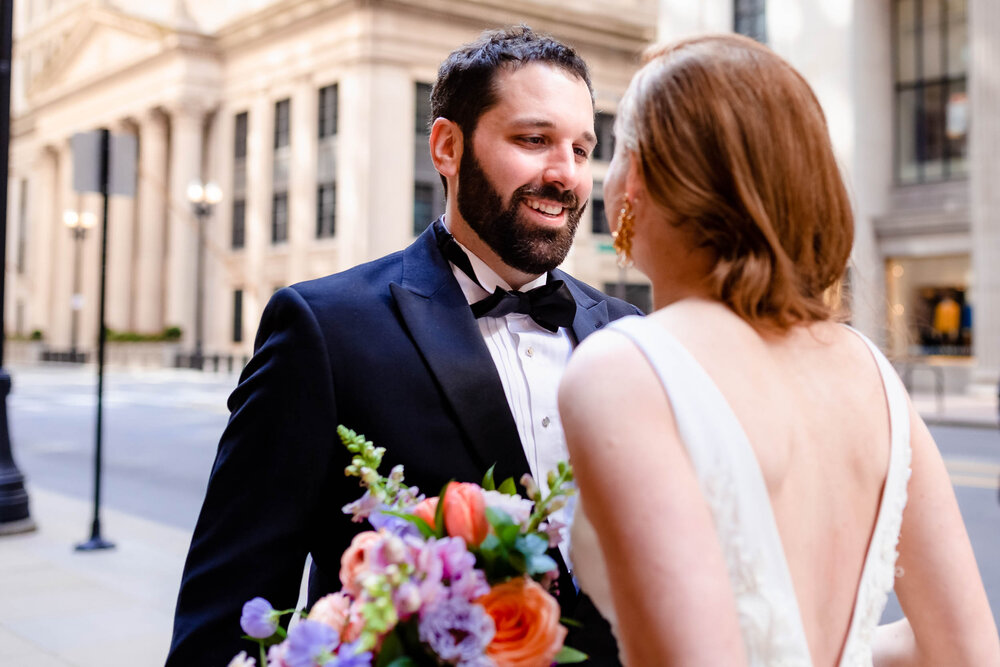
[{"xmin": 571, "ymin": 316, "xmax": 912, "ymax": 666}]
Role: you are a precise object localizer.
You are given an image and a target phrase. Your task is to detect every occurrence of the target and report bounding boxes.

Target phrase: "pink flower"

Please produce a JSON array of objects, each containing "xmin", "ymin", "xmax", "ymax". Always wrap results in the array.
[
  {"xmin": 307, "ymin": 592, "xmax": 352, "ymax": 636},
  {"xmin": 340, "ymin": 531, "xmax": 381, "ymax": 597}
]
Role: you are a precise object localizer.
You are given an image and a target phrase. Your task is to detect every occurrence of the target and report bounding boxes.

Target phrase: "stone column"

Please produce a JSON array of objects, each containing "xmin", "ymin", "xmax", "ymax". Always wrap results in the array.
[
  {"xmin": 288, "ymin": 75, "xmax": 317, "ymax": 285},
  {"xmin": 243, "ymin": 94, "xmax": 273, "ymax": 329},
  {"xmin": 969, "ymin": 0, "xmax": 1000, "ymax": 389},
  {"xmin": 134, "ymin": 109, "xmax": 169, "ymax": 334},
  {"xmin": 164, "ymin": 105, "xmax": 205, "ymax": 347},
  {"xmin": 339, "ymin": 63, "xmax": 413, "ymax": 266},
  {"xmin": 53, "ymin": 140, "xmax": 76, "ymax": 348},
  {"xmin": 106, "ymin": 120, "xmax": 138, "ymax": 332},
  {"xmin": 27, "ymin": 147, "xmax": 58, "ymax": 337}
]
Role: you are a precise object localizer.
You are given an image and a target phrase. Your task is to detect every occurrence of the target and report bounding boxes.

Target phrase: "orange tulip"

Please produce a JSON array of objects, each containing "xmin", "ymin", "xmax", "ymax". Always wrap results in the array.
[
  {"xmin": 411, "ymin": 497, "xmax": 439, "ymax": 530},
  {"xmin": 479, "ymin": 577, "xmax": 567, "ymax": 667},
  {"xmin": 442, "ymin": 482, "xmax": 489, "ymax": 547}
]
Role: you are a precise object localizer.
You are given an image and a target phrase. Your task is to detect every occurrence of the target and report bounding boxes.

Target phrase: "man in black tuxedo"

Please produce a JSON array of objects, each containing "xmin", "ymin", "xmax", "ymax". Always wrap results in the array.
[{"xmin": 167, "ymin": 25, "xmax": 638, "ymax": 666}]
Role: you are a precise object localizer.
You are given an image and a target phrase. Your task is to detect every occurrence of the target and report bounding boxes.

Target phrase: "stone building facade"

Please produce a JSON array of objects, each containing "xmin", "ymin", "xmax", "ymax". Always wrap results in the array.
[
  {"xmin": 6, "ymin": 0, "xmax": 999, "ymax": 393},
  {"xmin": 5, "ymin": 0, "xmax": 654, "ymax": 363}
]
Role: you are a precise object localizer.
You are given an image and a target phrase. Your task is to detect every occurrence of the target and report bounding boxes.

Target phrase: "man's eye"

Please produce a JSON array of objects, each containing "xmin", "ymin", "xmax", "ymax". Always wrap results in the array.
[
  {"xmin": 574, "ymin": 147, "xmax": 591, "ymax": 158},
  {"xmin": 520, "ymin": 136, "xmax": 545, "ymax": 145}
]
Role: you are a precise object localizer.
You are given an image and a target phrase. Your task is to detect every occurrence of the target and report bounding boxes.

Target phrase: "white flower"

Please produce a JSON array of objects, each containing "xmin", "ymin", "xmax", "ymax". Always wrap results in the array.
[
  {"xmin": 227, "ymin": 651, "xmax": 257, "ymax": 667},
  {"xmin": 482, "ymin": 490, "xmax": 534, "ymax": 524}
]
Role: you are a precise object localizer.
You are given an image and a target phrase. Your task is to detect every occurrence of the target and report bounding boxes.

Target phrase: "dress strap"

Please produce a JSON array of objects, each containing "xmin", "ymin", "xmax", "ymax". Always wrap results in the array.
[{"xmin": 837, "ymin": 325, "xmax": 913, "ymax": 666}]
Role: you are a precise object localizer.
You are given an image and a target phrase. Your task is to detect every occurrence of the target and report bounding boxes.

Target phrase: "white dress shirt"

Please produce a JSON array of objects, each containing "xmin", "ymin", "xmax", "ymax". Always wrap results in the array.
[{"xmin": 443, "ymin": 223, "xmax": 576, "ymax": 567}]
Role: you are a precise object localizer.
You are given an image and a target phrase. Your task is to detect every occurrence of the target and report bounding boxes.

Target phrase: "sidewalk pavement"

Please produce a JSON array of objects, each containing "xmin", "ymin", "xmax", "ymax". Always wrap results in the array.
[{"xmin": 0, "ymin": 390, "xmax": 996, "ymax": 667}]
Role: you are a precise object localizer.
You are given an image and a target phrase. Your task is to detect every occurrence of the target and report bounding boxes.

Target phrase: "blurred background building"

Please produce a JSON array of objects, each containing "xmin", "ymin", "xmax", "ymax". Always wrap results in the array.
[{"xmin": 4, "ymin": 0, "xmax": 998, "ymax": 394}]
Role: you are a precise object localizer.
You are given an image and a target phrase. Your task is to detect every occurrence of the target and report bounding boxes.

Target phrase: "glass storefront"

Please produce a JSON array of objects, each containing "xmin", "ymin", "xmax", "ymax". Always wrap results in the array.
[{"xmin": 885, "ymin": 254, "xmax": 972, "ymax": 358}]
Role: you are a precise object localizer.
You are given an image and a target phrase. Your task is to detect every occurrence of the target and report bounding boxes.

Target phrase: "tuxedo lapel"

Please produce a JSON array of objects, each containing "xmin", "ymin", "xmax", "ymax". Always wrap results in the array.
[
  {"xmin": 554, "ymin": 269, "xmax": 612, "ymax": 344},
  {"xmin": 390, "ymin": 224, "xmax": 531, "ymax": 483}
]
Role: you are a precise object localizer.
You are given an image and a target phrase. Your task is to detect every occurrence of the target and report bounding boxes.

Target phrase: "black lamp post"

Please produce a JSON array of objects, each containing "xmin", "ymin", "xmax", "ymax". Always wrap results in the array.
[
  {"xmin": 63, "ymin": 210, "xmax": 96, "ymax": 362},
  {"xmin": 0, "ymin": 0, "xmax": 33, "ymax": 536},
  {"xmin": 186, "ymin": 180, "xmax": 221, "ymax": 370}
]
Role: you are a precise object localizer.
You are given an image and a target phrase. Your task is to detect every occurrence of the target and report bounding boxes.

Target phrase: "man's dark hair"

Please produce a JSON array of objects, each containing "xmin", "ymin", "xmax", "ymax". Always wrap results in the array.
[{"xmin": 429, "ymin": 25, "xmax": 593, "ymax": 193}]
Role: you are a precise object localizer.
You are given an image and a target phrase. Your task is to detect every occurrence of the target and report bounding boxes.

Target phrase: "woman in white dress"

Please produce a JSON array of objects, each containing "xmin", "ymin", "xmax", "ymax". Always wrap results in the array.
[{"xmin": 559, "ymin": 35, "xmax": 1000, "ymax": 666}]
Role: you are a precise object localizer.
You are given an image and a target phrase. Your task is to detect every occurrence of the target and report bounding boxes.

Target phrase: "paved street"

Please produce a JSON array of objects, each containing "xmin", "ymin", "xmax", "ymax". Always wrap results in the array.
[{"xmin": 4, "ymin": 361, "xmax": 1000, "ymax": 629}]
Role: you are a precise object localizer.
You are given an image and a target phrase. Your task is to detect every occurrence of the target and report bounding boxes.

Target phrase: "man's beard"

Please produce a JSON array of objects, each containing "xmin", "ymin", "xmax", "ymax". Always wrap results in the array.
[{"xmin": 456, "ymin": 146, "xmax": 586, "ymax": 276}]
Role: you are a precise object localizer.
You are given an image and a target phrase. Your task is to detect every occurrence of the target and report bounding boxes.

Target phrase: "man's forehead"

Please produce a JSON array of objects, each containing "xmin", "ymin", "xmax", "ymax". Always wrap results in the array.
[{"xmin": 485, "ymin": 65, "xmax": 596, "ymax": 135}]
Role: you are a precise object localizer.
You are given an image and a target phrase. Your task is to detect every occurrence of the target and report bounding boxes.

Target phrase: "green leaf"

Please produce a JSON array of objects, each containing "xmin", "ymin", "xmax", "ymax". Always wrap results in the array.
[
  {"xmin": 374, "ymin": 629, "xmax": 405, "ymax": 667},
  {"xmin": 433, "ymin": 482, "xmax": 452, "ymax": 539},
  {"xmin": 384, "ymin": 659, "xmax": 421, "ymax": 667},
  {"xmin": 380, "ymin": 510, "xmax": 435, "ymax": 538},
  {"xmin": 482, "ymin": 465, "xmax": 497, "ymax": 491},
  {"xmin": 560, "ymin": 616, "xmax": 584, "ymax": 628},
  {"xmin": 485, "ymin": 507, "xmax": 514, "ymax": 531},
  {"xmin": 497, "ymin": 476, "xmax": 517, "ymax": 496},
  {"xmin": 554, "ymin": 646, "xmax": 589, "ymax": 663}
]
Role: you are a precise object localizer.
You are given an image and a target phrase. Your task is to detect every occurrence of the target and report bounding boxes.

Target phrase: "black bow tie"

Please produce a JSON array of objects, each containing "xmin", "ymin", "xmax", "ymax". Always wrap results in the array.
[{"xmin": 435, "ymin": 220, "xmax": 577, "ymax": 333}]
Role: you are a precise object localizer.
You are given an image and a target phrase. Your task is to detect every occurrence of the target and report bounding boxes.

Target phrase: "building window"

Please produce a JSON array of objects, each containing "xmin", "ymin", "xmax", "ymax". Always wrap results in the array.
[
  {"xmin": 234, "ymin": 111, "xmax": 248, "ymax": 159},
  {"xmin": 273, "ymin": 99, "xmax": 291, "ymax": 244},
  {"xmin": 894, "ymin": 0, "xmax": 968, "ymax": 184},
  {"xmin": 232, "ymin": 200, "xmax": 246, "ymax": 248},
  {"xmin": 232, "ymin": 289, "xmax": 244, "ymax": 344},
  {"xmin": 603, "ymin": 282, "xmax": 652, "ymax": 314},
  {"xmin": 317, "ymin": 183, "xmax": 336, "ymax": 238},
  {"xmin": 886, "ymin": 255, "xmax": 971, "ymax": 357},
  {"xmin": 317, "ymin": 84, "xmax": 338, "ymax": 238},
  {"xmin": 318, "ymin": 84, "xmax": 338, "ymax": 139},
  {"xmin": 16, "ymin": 179, "xmax": 28, "ymax": 274},
  {"xmin": 274, "ymin": 99, "xmax": 291, "ymax": 149},
  {"xmin": 415, "ymin": 82, "xmax": 432, "ymax": 134},
  {"xmin": 232, "ymin": 111, "xmax": 248, "ymax": 250},
  {"xmin": 413, "ymin": 82, "xmax": 445, "ymax": 235},
  {"xmin": 272, "ymin": 193, "xmax": 289, "ymax": 243},
  {"xmin": 734, "ymin": 0, "xmax": 767, "ymax": 43},
  {"xmin": 591, "ymin": 194, "xmax": 608, "ymax": 235},
  {"xmin": 593, "ymin": 112, "xmax": 615, "ymax": 162},
  {"xmin": 413, "ymin": 182, "xmax": 434, "ymax": 235}
]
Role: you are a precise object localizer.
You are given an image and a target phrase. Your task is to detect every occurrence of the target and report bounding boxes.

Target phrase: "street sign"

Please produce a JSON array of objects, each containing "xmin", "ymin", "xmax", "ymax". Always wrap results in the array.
[{"xmin": 71, "ymin": 131, "xmax": 137, "ymax": 197}]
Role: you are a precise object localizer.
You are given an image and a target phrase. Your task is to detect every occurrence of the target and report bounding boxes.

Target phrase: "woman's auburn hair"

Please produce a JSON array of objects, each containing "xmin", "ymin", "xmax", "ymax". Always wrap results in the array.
[{"xmin": 618, "ymin": 34, "xmax": 854, "ymax": 332}]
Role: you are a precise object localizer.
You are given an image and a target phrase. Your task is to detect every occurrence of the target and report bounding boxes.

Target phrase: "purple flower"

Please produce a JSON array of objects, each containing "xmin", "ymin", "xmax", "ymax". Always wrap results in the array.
[
  {"xmin": 285, "ymin": 620, "xmax": 339, "ymax": 667},
  {"xmin": 418, "ymin": 596, "xmax": 495, "ymax": 664},
  {"xmin": 240, "ymin": 597, "xmax": 279, "ymax": 639},
  {"xmin": 368, "ymin": 509, "xmax": 420, "ymax": 537},
  {"xmin": 342, "ymin": 491, "xmax": 383, "ymax": 522},
  {"xmin": 449, "ymin": 569, "xmax": 490, "ymax": 603},
  {"xmin": 327, "ymin": 639, "xmax": 373, "ymax": 667},
  {"xmin": 422, "ymin": 536, "xmax": 476, "ymax": 581}
]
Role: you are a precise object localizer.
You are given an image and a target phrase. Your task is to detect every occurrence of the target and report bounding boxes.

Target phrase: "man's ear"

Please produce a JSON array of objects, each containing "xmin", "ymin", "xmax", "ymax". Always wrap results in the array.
[{"xmin": 430, "ymin": 118, "xmax": 463, "ymax": 180}]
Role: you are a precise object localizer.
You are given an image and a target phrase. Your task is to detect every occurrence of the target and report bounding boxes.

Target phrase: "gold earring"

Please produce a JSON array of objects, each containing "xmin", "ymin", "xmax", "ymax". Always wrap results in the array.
[{"xmin": 612, "ymin": 196, "xmax": 635, "ymax": 268}]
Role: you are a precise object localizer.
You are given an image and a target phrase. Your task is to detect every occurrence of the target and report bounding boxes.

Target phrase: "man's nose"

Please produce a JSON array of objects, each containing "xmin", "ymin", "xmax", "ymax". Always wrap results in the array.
[{"xmin": 542, "ymin": 145, "xmax": 581, "ymax": 191}]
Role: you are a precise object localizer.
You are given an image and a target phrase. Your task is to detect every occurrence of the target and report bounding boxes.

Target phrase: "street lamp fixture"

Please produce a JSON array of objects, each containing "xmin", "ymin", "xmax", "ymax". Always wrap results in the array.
[
  {"xmin": 63, "ymin": 210, "xmax": 97, "ymax": 361},
  {"xmin": 186, "ymin": 180, "xmax": 222, "ymax": 369}
]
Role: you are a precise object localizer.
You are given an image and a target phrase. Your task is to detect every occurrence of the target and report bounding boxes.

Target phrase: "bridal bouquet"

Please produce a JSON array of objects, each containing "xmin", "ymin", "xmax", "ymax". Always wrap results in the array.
[{"xmin": 227, "ymin": 426, "xmax": 586, "ymax": 667}]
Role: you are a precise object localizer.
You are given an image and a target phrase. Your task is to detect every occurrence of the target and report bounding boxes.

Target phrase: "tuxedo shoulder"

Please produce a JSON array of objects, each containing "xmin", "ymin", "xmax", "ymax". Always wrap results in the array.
[
  {"xmin": 560, "ymin": 272, "xmax": 643, "ymax": 317},
  {"xmin": 288, "ymin": 251, "xmax": 405, "ymax": 307}
]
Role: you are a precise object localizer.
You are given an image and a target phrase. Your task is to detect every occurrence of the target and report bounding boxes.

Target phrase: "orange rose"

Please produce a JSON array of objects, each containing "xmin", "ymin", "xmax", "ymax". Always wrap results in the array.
[
  {"xmin": 339, "ymin": 531, "xmax": 380, "ymax": 597},
  {"xmin": 411, "ymin": 497, "xmax": 439, "ymax": 530},
  {"xmin": 478, "ymin": 577, "xmax": 567, "ymax": 667},
  {"xmin": 442, "ymin": 482, "xmax": 489, "ymax": 547}
]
